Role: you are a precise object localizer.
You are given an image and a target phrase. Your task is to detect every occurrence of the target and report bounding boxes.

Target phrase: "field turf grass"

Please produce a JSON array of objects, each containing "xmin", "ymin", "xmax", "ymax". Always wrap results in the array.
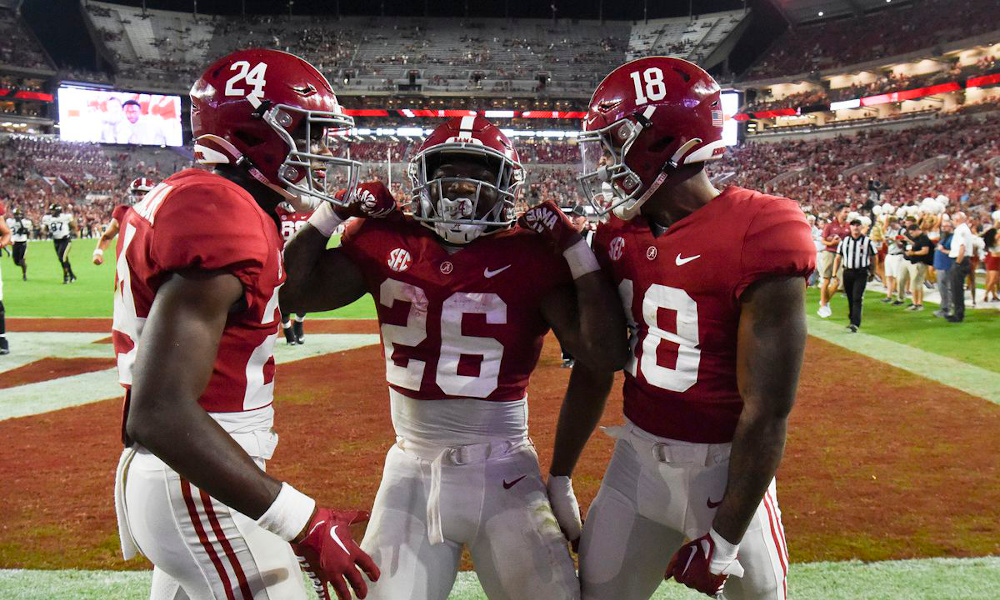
[{"xmin": 1, "ymin": 237, "xmax": 375, "ymax": 319}]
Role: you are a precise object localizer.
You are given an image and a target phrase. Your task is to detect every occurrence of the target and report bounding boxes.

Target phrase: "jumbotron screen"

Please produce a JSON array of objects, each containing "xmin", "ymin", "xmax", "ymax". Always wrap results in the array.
[
  {"xmin": 57, "ymin": 87, "xmax": 183, "ymax": 147},
  {"xmin": 720, "ymin": 90, "xmax": 741, "ymax": 146}
]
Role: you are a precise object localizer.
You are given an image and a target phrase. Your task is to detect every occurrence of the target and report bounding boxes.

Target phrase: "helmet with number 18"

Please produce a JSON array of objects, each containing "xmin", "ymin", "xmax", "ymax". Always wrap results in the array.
[
  {"xmin": 190, "ymin": 48, "xmax": 360, "ymax": 205},
  {"xmin": 578, "ymin": 57, "xmax": 725, "ymax": 221}
]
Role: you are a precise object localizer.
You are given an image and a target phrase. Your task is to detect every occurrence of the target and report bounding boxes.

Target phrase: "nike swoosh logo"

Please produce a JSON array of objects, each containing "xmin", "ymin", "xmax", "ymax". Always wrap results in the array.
[
  {"xmin": 707, "ymin": 497, "xmax": 723, "ymax": 509},
  {"xmin": 307, "ymin": 520, "xmax": 326, "ymax": 538},
  {"xmin": 683, "ymin": 545, "xmax": 698, "ymax": 575},
  {"xmin": 675, "ymin": 253, "xmax": 701, "ymax": 266},
  {"xmin": 484, "ymin": 265, "xmax": 512, "ymax": 278},
  {"xmin": 502, "ymin": 475, "xmax": 527, "ymax": 489},
  {"xmin": 329, "ymin": 525, "xmax": 350, "ymax": 555}
]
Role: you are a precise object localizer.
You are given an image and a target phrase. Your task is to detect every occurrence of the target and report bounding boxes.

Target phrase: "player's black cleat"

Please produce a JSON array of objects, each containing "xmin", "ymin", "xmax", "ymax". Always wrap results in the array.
[
  {"xmin": 283, "ymin": 323, "xmax": 297, "ymax": 345},
  {"xmin": 293, "ymin": 320, "xmax": 304, "ymax": 345},
  {"xmin": 0, "ymin": 337, "xmax": 8, "ymax": 355}
]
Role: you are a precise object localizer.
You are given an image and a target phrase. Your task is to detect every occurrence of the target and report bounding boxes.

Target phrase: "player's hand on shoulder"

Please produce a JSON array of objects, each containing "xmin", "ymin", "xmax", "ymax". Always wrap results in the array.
[
  {"xmin": 291, "ymin": 507, "xmax": 380, "ymax": 600},
  {"xmin": 546, "ymin": 474, "xmax": 583, "ymax": 552},
  {"xmin": 334, "ymin": 181, "xmax": 397, "ymax": 220},
  {"xmin": 517, "ymin": 200, "xmax": 582, "ymax": 251},
  {"xmin": 665, "ymin": 529, "xmax": 744, "ymax": 598}
]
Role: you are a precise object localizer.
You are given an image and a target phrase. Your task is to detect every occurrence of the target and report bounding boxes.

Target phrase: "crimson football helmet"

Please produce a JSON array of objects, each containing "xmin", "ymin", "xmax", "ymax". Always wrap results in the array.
[
  {"xmin": 190, "ymin": 48, "xmax": 359, "ymax": 205},
  {"xmin": 578, "ymin": 57, "xmax": 725, "ymax": 220},
  {"xmin": 408, "ymin": 116, "xmax": 524, "ymax": 244},
  {"xmin": 128, "ymin": 177, "xmax": 156, "ymax": 201}
]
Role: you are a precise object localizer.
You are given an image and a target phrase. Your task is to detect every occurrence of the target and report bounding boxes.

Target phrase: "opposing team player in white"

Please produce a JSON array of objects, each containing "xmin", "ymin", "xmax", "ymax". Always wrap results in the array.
[
  {"xmin": 281, "ymin": 116, "xmax": 628, "ymax": 600},
  {"xmin": 112, "ymin": 49, "xmax": 380, "ymax": 600},
  {"xmin": 556, "ymin": 57, "xmax": 816, "ymax": 600},
  {"xmin": 6, "ymin": 206, "xmax": 31, "ymax": 281},
  {"xmin": 42, "ymin": 203, "xmax": 76, "ymax": 283}
]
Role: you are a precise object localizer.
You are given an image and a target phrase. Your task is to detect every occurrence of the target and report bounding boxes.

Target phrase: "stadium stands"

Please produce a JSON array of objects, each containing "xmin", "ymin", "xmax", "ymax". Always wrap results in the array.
[
  {"xmin": 0, "ymin": 7, "xmax": 52, "ymax": 71},
  {"xmin": 744, "ymin": 0, "xmax": 1000, "ymax": 81},
  {"xmin": 626, "ymin": 10, "xmax": 745, "ymax": 65}
]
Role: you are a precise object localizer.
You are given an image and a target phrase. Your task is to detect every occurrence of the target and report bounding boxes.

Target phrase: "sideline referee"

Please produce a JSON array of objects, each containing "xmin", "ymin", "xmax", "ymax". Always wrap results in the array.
[{"xmin": 833, "ymin": 218, "xmax": 876, "ymax": 332}]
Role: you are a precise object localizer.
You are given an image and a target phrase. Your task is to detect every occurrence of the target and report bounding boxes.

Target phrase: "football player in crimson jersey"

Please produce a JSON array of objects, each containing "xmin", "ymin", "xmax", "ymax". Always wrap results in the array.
[
  {"xmin": 112, "ymin": 49, "xmax": 380, "ymax": 600},
  {"xmin": 275, "ymin": 200, "xmax": 317, "ymax": 344},
  {"xmin": 559, "ymin": 57, "xmax": 816, "ymax": 600},
  {"xmin": 281, "ymin": 115, "xmax": 628, "ymax": 600},
  {"xmin": 93, "ymin": 177, "xmax": 156, "ymax": 265}
]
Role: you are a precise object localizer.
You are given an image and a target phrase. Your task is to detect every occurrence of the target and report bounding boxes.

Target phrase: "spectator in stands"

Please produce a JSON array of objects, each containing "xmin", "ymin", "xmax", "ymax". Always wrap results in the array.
[
  {"xmin": 902, "ymin": 223, "xmax": 934, "ymax": 311},
  {"xmin": 984, "ymin": 214, "xmax": 1000, "ymax": 303},
  {"xmin": 818, "ymin": 203, "xmax": 850, "ymax": 318},
  {"xmin": 947, "ymin": 211, "xmax": 975, "ymax": 322},
  {"xmin": 933, "ymin": 218, "xmax": 955, "ymax": 317}
]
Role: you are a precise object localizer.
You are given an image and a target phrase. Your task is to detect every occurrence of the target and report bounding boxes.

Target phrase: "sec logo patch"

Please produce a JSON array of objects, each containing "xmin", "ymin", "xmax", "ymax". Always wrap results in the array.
[
  {"xmin": 609, "ymin": 236, "xmax": 625, "ymax": 261},
  {"xmin": 388, "ymin": 248, "xmax": 412, "ymax": 272}
]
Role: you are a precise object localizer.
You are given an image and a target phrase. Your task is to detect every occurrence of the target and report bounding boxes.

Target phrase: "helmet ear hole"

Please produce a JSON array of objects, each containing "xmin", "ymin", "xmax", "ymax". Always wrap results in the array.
[{"xmin": 648, "ymin": 136, "xmax": 675, "ymax": 155}]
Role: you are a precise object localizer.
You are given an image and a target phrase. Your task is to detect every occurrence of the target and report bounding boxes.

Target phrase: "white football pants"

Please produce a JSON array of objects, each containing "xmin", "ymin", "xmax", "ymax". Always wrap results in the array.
[
  {"xmin": 579, "ymin": 420, "xmax": 789, "ymax": 600},
  {"xmin": 116, "ymin": 446, "xmax": 307, "ymax": 600},
  {"xmin": 361, "ymin": 388, "xmax": 581, "ymax": 600}
]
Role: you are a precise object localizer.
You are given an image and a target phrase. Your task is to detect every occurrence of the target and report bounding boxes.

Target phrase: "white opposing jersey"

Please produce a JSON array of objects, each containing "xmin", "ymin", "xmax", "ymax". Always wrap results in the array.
[
  {"xmin": 6, "ymin": 217, "xmax": 31, "ymax": 243},
  {"xmin": 42, "ymin": 214, "xmax": 73, "ymax": 239}
]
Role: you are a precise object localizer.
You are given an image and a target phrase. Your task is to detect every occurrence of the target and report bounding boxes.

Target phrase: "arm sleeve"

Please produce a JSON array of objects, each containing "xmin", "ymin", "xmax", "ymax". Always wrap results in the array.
[
  {"xmin": 735, "ymin": 198, "xmax": 817, "ymax": 299},
  {"xmin": 337, "ymin": 217, "xmax": 369, "ymax": 265},
  {"xmin": 591, "ymin": 221, "xmax": 616, "ymax": 276},
  {"xmin": 112, "ymin": 205, "xmax": 129, "ymax": 223},
  {"xmin": 149, "ymin": 184, "xmax": 271, "ymax": 310}
]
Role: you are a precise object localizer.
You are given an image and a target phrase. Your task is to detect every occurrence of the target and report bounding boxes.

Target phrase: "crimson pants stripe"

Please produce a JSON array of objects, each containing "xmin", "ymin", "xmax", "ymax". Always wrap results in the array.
[
  {"xmin": 762, "ymin": 492, "xmax": 788, "ymax": 599},
  {"xmin": 180, "ymin": 479, "xmax": 236, "ymax": 600},
  {"xmin": 200, "ymin": 490, "xmax": 255, "ymax": 600}
]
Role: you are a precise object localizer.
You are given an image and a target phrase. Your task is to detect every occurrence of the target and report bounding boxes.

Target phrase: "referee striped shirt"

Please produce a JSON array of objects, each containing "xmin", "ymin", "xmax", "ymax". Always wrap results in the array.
[{"xmin": 837, "ymin": 234, "xmax": 876, "ymax": 269}]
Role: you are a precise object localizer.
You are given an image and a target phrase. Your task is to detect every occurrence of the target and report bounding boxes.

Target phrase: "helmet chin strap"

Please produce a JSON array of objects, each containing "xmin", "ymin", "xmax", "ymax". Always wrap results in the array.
[
  {"xmin": 613, "ymin": 138, "xmax": 703, "ymax": 221},
  {"xmin": 195, "ymin": 134, "xmax": 298, "ymax": 202}
]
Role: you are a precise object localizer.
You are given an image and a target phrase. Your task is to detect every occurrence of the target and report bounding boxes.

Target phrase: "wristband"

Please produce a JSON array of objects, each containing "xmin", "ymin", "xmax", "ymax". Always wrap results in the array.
[
  {"xmin": 92, "ymin": 248, "xmax": 103, "ymax": 257},
  {"xmin": 563, "ymin": 238, "xmax": 600, "ymax": 280},
  {"xmin": 709, "ymin": 527, "xmax": 740, "ymax": 563},
  {"xmin": 256, "ymin": 482, "xmax": 316, "ymax": 542},
  {"xmin": 307, "ymin": 202, "xmax": 345, "ymax": 238}
]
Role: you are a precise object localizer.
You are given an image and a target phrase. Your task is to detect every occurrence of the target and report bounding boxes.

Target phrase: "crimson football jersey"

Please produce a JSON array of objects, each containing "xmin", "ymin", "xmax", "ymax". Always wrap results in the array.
[
  {"xmin": 593, "ymin": 187, "xmax": 815, "ymax": 443},
  {"xmin": 275, "ymin": 203, "xmax": 313, "ymax": 246},
  {"xmin": 111, "ymin": 204, "xmax": 130, "ymax": 224},
  {"xmin": 340, "ymin": 217, "xmax": 572, "ymax": 402},
  {"xmin": 112, "ymin": 169, "xmax": 285, "ymax": 414}
]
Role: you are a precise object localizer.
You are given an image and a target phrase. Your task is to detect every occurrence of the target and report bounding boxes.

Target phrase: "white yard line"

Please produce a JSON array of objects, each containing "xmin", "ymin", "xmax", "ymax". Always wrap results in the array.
[{"xmin": 0, "ymin": 333, "xmax": 381, "ymax": 421}]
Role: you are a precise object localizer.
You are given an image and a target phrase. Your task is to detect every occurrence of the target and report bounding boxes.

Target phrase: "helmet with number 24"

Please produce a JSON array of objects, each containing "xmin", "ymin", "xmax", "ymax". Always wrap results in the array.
[
  {"xmin": 190, "ymin": 48, "xmax": 360, "ymax": 205},
  {"xmin": 578, "ymin": 57, "xmax": 725, "ymax": 221}
]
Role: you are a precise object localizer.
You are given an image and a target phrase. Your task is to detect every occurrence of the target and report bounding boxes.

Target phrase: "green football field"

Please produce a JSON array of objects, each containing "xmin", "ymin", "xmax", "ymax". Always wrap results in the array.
[{"xmin": 1, "ymin": 237, "xmax": 375, "ymax": 319}]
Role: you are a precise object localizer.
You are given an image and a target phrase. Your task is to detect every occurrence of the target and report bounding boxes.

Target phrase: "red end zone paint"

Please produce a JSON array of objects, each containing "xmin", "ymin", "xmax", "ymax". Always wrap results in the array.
[{"xmin": 0, "ymin": 357, "xmax": 117, "ymax": 389}]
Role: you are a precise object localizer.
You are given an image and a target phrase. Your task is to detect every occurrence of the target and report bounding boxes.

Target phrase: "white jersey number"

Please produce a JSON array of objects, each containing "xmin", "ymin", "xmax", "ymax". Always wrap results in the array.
[
  {"xmin": 629, "ymin": 67, "xmax": 667, "ymax": 106},
  {"xmin": 379, "ymin": 279, "xmax": 507, "ymax": 398},
  {"xmin": 620, "ymin": 280, "xmax": 701, "ymax": 392},
  {"xmin": 225, "ymin": 61, "xmax": 268, "ymax": 104}
]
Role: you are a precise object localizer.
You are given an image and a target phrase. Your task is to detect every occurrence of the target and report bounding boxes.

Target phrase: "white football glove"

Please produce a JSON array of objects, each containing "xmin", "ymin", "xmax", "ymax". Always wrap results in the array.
[{"xmin": 546, "ymin": 475, "xmax": 583, "ymax": 548}]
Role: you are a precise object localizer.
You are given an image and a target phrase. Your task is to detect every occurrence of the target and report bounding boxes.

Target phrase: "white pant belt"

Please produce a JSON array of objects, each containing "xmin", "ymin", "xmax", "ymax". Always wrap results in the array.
[
  {"xmin": 603, "ymin": 420, "xmax": 730, "ymax": 467},
  {"xmin": 395, "ymin": 436, "xmax": 531, "ymax": 545}
]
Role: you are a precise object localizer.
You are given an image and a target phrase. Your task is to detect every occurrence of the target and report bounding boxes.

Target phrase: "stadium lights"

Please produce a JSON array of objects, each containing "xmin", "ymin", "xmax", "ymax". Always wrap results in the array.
[{"xmin": 818, "ymin": 11, "xmax": 824, "ymax": 16}]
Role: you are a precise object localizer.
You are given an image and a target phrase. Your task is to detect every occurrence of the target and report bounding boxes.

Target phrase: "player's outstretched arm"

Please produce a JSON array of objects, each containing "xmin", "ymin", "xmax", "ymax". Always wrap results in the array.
[
  {"xmin": 93, "ymin": 219, "xmax": 119, "ymax": 265},
  {"xmin": 546, "ymin": 359, "xmax": 616, "ymax": 549},
  {"xmin": 282, "ymin": 181, "xmax": 396, "ymax": 313},
  {"xmin": 126, "ymin": 268, "xmax": 285, "ymax": 517},
  {"xmin": 282, "ymin": 225, "xmax": 367, "ymax": 313},
  {"xmin": 714, "ymin": 275, "xmax": 806, "ymax": 545},
  {"xmin": 522, "ymin": 201, "xmax": 628, "ymax": 372},
  {"xmin": 0, "ymin": 218, "xmax": 11, "ymax": 248}
]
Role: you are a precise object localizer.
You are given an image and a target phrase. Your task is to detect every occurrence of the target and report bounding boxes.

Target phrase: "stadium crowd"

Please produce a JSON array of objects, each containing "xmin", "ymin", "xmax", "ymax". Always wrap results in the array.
[
  {"xmin": 0, "ymin": 137, "xmax": 188, "ymax": 238},
  {"xmin": 745, "ymin": 0, "xmax": 1000, "ymax": 80},
  {"xmin": 0, "ymin": 8, "xmax": 50, "ymax": 70}
]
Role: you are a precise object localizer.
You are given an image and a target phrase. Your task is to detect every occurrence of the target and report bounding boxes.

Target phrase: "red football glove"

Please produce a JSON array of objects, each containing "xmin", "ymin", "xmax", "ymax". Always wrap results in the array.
[
  {"xmin": 334, "ymin": 181, "xmax": 397, "ymax": 220},
  {"xmin": 291, "ymin": 508, "xmax": 380, "ymax": 600},
  {"xmin": 665, "ymin": 531, "xmax": 744, "ymax": 598},
  {"xmin": 517, "ymin": 200, "xmax": 583, "ymax": 251}
]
